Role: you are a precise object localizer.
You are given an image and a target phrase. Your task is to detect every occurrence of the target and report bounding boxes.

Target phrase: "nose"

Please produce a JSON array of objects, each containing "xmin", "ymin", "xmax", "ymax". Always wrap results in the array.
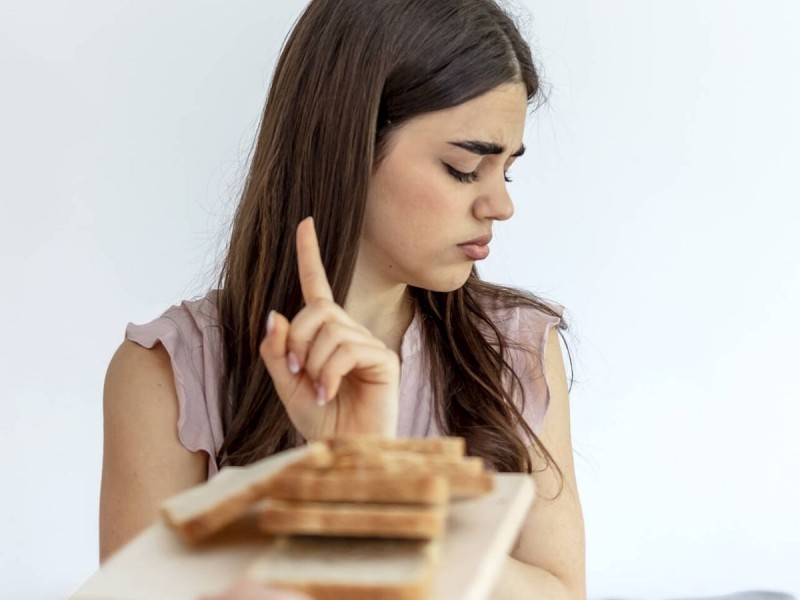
[{"xmin": 473, "ymin": 179, "xmax": 515, "ymax": 222}]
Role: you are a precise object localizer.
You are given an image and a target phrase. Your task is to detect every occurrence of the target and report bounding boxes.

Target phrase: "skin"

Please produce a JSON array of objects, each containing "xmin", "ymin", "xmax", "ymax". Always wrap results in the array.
[
  {"xmin": 349, "ymin": 82, "xmax": 527, "ymax": 350},
  {"xmin": 260, "ymin": 217, "xmax": 402, "ymax": 440},
  {"xmin": 100, "ymin": 82, "xmax": 585, "ymax": 599}
]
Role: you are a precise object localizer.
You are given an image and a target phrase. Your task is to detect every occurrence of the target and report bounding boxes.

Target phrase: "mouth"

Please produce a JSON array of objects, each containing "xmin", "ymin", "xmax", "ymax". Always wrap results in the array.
[
  {"xmin": 457, "ymin": 232, "xmax": 492, "ymax": 260},
  {"xmin": 459, "ymin": 233, "xmax": 492, "ymax": 246}
]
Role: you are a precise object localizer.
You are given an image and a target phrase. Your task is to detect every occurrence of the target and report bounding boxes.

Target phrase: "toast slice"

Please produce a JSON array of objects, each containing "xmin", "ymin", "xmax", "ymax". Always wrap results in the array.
[
  {"xmin": 258, "ymin": 500, "xmax": 447, "ymax": 539},
  {"xmin": 300, "ymin": 452, "xmax": 493, "ymax": 500},
  {"xmin": 325, "ymin": 435, "xmax": 466, "ymax": 457},
  {"xmin": 160, "ymin": 442, "xmax": 331, "ymax": 543},
  {"xmin": 259, "ymin": 471, "xmax": 449, "ymax": 505},
  {"xmin": 447, "ymin": 469, "xmax": 494, "ymax": 500},
  {"xmin": 245, "ymin": 535, "xmax": 441, "ymax": 600},
  {"xmin": 326, "ymin": 451, "xmax": 483, "ymax": 473}
]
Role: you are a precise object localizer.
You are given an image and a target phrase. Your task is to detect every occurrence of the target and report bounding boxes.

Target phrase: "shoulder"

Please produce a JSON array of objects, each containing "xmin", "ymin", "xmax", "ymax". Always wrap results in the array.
[
  {"xmin": 121, "ymin": 289, "xmax": 225, "ymax": 474},
  {"xmin": 483, "ymin": 299, "xmax": 564, "ymax": 354},
  {"xmin": 124, "ymin": 290, "xmax": 222, "ymax": 381},
  {"xmin": 101, "ymin": 337, "xmax": 208, "ymax": 560},
  {"xmin": 126, "ymin": 290, "xmax": 220, "ymax": 342},
  {"xmin": 479, "ymin": 298, "xmax": 566, "ymax": 435},
  {"xmin": 108, "ymin": 336, "xmax": 171, "ymax": 379}
]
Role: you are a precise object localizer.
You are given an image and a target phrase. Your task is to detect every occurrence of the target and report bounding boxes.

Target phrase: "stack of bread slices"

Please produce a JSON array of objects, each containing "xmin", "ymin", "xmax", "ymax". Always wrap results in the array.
[{"xmin": 160, "ymin": 435, "xmax": 494, "ymax": 600}]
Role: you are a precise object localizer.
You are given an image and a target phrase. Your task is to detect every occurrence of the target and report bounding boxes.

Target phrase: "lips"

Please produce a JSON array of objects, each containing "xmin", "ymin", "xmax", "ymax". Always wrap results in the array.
[
  {"xmin": 457, "ymin": 233, "xmax": 492, "ymax": 261},
  {"xmin": 459, "ymin": 234, "xmax": 493, "ymax": 246}
]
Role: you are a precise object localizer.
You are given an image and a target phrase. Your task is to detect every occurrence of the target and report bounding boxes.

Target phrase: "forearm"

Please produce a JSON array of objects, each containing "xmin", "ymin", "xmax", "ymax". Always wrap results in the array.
[{"xmin": 490, "ymin": 555, "xmax": 581, "ymax": 600}]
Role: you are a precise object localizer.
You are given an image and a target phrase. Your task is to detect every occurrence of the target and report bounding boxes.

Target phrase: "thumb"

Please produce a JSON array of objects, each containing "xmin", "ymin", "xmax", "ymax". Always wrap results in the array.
[{"xmin": 259, "ymin": 310, "xmax": 294, "ymax": 391}]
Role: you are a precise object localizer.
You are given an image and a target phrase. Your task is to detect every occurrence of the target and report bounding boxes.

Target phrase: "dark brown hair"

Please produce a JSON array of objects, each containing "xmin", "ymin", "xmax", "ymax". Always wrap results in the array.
[{"xmin": 214, "ymin": 0, "xmax": 568, "ymax": 479}]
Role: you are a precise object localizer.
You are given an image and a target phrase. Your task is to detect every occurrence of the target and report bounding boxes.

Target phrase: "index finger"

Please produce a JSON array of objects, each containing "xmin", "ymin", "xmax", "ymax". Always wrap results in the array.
[{"xmin": 296, "ymin": 216, "xmax": 334, "ymax": 303}]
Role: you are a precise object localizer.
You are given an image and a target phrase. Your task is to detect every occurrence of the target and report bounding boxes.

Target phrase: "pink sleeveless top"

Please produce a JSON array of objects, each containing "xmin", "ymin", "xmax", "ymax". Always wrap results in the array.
[{"xmin": 125, "ymin": 289, "xmax": 562, "ymax": 478}]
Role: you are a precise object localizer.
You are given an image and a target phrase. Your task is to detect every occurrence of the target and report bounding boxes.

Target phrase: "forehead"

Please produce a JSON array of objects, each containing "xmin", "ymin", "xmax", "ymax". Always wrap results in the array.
[{"xmin": 400, "ymin": 83, "xmax": 528, "ymax": 147}]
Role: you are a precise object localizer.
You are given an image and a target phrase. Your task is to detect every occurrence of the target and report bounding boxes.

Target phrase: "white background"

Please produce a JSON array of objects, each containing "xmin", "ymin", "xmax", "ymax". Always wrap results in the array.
[{"xmin": 1, "ymin": 1, "xmax": 798, "ymax": 599}]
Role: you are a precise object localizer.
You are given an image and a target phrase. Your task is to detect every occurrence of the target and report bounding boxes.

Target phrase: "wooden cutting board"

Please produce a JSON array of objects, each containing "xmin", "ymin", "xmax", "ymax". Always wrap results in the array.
[{"xmin": 71, "ymin": 473, "xmax": 534, "ymax": 600}]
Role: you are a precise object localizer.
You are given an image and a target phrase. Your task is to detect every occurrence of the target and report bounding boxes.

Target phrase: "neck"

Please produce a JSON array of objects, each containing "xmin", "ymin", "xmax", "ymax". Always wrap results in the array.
[{"xmin": 343, "ymin": 267, "xmax": 414, "ymax": 357}]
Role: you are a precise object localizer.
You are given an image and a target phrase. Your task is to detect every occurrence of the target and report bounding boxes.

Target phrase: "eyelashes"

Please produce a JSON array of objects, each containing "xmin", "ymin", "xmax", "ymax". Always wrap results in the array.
[{"xmin": 443, "ymin": 162, "xmax": 513, "ymax": 184}]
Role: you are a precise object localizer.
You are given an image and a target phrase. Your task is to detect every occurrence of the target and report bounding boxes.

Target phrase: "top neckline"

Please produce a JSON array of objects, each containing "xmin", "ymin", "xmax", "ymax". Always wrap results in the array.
[{"xmin": 399, "ymin": 305, "xmax": 422, "ymax": 363}]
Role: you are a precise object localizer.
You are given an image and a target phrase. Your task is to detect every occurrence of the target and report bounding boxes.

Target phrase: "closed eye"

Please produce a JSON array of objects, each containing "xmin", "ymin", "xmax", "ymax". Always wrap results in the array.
[
  {"xmin": 443, "ymin": 162, "xmax": 513, "ymax": 184},
  {"xmin": 445, "ymin": 163, "xmax": 478, "ymax": 183}
]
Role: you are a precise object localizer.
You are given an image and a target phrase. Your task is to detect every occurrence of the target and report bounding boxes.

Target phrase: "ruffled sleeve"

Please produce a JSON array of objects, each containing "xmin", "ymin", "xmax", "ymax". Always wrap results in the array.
[
  {"xmin": 507, "ymin": 302, "xmax": 565, "ymax": 441},
  {"xmin": 124, "ymin": 292, "xmax": 224, "ymax": 478}
]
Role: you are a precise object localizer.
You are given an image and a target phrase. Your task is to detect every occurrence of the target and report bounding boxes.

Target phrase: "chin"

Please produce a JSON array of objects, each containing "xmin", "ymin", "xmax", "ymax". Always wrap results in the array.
[{"xmin": 413, "ymin": 267, "xmax": 472, "ymax": 293}]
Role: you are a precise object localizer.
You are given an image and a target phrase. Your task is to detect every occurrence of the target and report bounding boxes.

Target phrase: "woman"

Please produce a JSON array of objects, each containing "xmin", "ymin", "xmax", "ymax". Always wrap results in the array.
[{"xmin": 99, "ymin": 0, "xmax": 585, "ymax": 598}]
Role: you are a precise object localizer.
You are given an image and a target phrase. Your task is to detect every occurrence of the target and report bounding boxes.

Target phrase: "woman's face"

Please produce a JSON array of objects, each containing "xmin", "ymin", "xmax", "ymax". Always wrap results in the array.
[{"xmin": 360, "ymin": 82, "xmax": 528, "ymax": 293}]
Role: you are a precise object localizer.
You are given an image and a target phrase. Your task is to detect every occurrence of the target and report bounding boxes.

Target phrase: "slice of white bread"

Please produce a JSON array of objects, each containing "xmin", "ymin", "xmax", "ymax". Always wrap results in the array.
[
  {"xmin": 326, "ymin": 450, "xmax": 483, "ymax": 473},
  {"xmin": 445, "ymin": 469, "xmax": 494, "ymax": 501},
  {"xmin": 160, "ymin": 442, "xmax": 331, "ymax": 543},
  {"xmin": 308, "ymin": 452, "xmax": 493, "ymax": 500},
  {"xmin": 258, "ymin": 500, "xmax": 447, "ymax": 539},
  {"xmin": 324, "ymin": 435, "xmax": 466, "ymax": 457},
  {"xmin": 259, "ymin": 471, "xmax": 448, "ymax": 505},
  {"xmin": 160, "ymin": 436, "xmax": 494, "ymax": 545},
  {"xmin": 245, "ymin": 535, "xmax": 441, "ymax": 600}
]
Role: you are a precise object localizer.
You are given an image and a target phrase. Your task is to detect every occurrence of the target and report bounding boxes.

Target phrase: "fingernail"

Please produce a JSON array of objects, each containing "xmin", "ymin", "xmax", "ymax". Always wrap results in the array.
[
  {"xmin": 287, "ymin": 352, "xmax": 300, "ymax": 374},
  {"xmin": 266, "ymin": 310, "xmax": 275, "ymax": 337},
  {"xmin": 316, "ymin": 383, "xmax": 327, "ymax": 406}
]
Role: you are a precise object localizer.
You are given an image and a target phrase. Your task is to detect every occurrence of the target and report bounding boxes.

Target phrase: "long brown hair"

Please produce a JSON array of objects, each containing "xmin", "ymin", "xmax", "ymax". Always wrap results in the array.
[{"xmin": 214, "ymin": 0, "xmax": 568, "ymax": 479}]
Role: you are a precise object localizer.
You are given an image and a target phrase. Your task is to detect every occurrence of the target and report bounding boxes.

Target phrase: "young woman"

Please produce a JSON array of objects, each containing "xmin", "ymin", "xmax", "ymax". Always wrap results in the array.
[{"xmin": 99, "ymin": 0, "xmax": 585, "ymax": 598}]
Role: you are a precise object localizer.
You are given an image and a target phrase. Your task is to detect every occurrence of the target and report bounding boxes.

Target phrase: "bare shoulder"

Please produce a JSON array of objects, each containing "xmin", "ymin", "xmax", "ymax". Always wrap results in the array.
[
  {"xmin": 106, "ymin": 338, "xmax": 172, "ymax": 385},
  {"xmin": 100, "ymin": 340, "xmax": 207, "ymax": 562}
]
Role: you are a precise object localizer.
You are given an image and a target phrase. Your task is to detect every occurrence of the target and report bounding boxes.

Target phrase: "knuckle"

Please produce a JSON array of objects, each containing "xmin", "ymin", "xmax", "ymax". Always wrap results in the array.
[
  {"xmin": 303, "ymin": 351, "xmax": 321, "ymax": 378},
  {"xmin": 319, "ymin": 320, "xmax": 343, "ymax": 341},
  {"xmin": 285, "ymin": 335, "xmax": 305, "ymax": 359},
  {"xmin": 317, "ymin": 361, "xmax": 337, "ymax": 385},
  {"xmin": 339, "ymin": 342, "xmax": 357, "ymax": 360}
]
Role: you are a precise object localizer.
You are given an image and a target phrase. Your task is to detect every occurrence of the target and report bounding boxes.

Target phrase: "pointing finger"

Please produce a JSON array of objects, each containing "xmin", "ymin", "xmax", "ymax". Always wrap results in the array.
[{"xmin": 296, "ymin": 216, "xmax": 334, "ymax": 304}]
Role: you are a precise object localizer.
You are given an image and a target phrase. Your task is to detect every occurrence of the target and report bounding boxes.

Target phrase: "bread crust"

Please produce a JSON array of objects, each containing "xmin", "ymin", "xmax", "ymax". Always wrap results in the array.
[
  {"xmin": 294, "ymin": 453, "xmax": 493, "ymax": 500},
  {"xmin": 160, "ymin": 435, "xmax": 493, "ymax": 549},
  {"xmin": 160, "ymin": 443, "xmax": 332, "ymax": 543},
  {"xmin": 258, "ymin": 472, "xmax": 448, "ymax": 505},
  {"xmin": 258, "ymin": 500, "xmax": 446, "ymax": 539},
  {"xmin": 325, "ymin": 435, "xmax": 466, "ymax": 457},
  {"xmin": 246, "ymin": 535, "xmax": 441, "ymax": 600}
]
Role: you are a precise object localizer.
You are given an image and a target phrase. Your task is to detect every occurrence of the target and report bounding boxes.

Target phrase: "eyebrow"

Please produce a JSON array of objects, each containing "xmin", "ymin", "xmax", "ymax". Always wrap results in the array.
[{"xmin": 447, "ymin": 140, "xmax": 526, "ymax": 158}]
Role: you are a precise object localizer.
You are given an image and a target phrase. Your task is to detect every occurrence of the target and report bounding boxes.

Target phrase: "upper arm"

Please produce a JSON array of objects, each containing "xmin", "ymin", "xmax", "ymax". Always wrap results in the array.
[
  {"xmin": 99, "ymin": 339, "xmax": 207, "ymax": 562},
  {"xmin": 511, "ymin": 326, "xmax": 586, "ymax": 597}
]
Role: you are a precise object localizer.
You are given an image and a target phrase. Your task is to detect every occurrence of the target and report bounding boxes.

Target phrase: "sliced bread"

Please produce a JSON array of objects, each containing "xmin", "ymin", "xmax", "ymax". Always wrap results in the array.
[
  {"xmin": 303, "ymin": 452, "xmax": 493, "ymax": 500},
  {"xmin": 258, "ymin": 471, "xmax": 448, "ymax": 505},
  {"xmin": 245, "ymin": 535, "xmax": 441, "ymax": 600},
  {"xmin": 324, "ymin": 435, "xmax": 466, "ymax": 457},
  {"xmin": 160, "ymin": 442, "xmax": 331, "ymax": 543},
  {"xmin": 258, "ymin": 499, "xmax": 447, "ymax": 539}
]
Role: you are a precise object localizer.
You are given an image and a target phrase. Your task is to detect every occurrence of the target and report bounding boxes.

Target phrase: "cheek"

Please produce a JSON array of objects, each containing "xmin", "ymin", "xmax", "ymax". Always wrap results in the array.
[
  {"xmin": 378, "ymin": 164, "xmax": 456, "ymax": 235},
  {"xmin": 365, "ymin": 153, "xmax": 470, "ymax": 270}
]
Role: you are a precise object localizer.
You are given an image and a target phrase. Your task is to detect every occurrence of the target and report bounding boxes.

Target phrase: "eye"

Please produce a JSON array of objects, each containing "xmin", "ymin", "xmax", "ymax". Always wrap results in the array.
[
  {"xmin": 443, "ymin": 162, "xmax": 514, "ymax": 184},
  {"xmin": 444, "ymin": 163, "xmax": 479, "ymax": 183}
]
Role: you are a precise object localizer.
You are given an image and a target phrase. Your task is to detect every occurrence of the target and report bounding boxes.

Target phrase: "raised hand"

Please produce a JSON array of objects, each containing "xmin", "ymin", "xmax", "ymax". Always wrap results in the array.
[{"xmin": 258, "ymin": 217, "xmax": 400, "ymax": 442}]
